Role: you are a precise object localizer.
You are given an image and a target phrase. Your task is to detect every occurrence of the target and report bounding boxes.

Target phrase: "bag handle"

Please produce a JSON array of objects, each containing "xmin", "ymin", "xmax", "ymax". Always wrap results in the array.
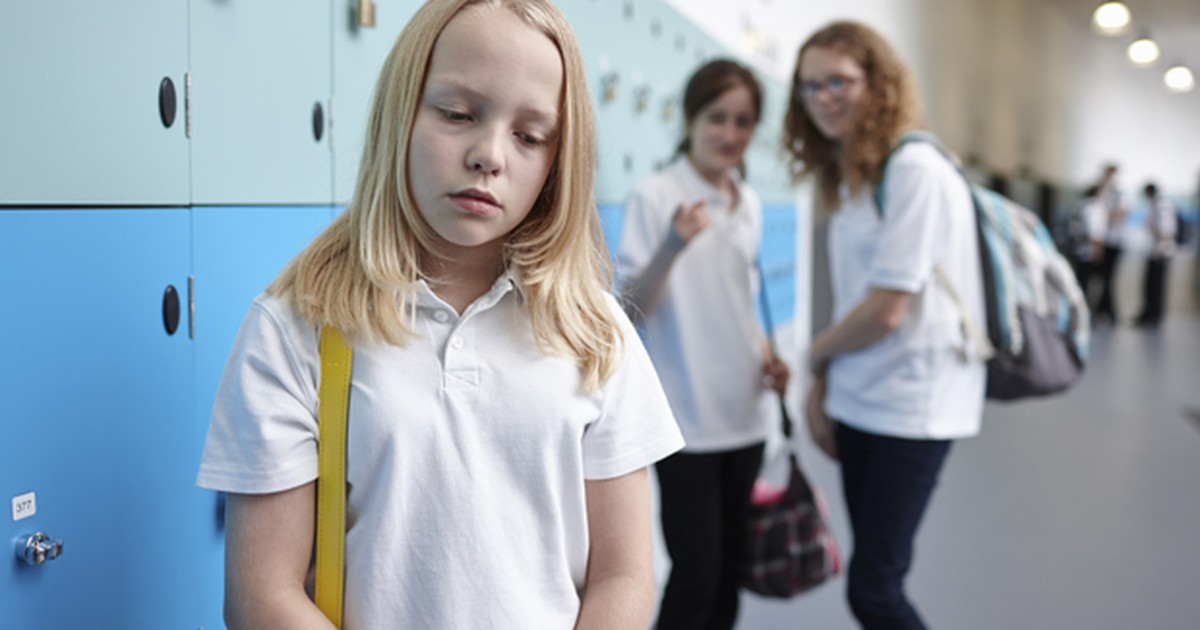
[
  {"xmin": 316, "ymin": 327, "xmax": 352, "ymax": 628},
  {"xmin": 756, "ymin": 258, "xmax": 794, "ymax": 439}
]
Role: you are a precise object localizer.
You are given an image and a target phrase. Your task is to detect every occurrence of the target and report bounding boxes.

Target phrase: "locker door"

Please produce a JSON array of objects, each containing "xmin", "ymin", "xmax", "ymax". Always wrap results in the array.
[
  {"xmin": 0, "ymin": 2, "xmax": 190, "ymax": 205},
  {"xmin": 332, "ymin": 0, "xmax": 422, "ymax": 205},
  {"xmin": 0, "ymin": 209, "xmax": 221, "ymax": 629},
  {"xmin": 189, "ymin": 0, "xmax": 333, "ymax": 205},
  {"xmin": 192, "ymin": 206, "xmax": 332, "ymax": 436}
]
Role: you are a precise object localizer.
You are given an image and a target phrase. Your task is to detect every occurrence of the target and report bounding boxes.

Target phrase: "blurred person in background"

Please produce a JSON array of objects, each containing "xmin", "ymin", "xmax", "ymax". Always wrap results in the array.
[
  {"xmin": 1093, "ymin": 163, "xmax": 1129, "ymax": 324},
  {"xmin": 1133, "ymin": 182, "xmax": 1177, "ymax": 328}
]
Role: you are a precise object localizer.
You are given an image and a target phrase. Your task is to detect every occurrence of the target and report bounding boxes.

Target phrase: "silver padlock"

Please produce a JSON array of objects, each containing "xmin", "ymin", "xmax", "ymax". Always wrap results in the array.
[{"xmin": 15, "ymin": 531, "xmax": 63, "ymax": 567}]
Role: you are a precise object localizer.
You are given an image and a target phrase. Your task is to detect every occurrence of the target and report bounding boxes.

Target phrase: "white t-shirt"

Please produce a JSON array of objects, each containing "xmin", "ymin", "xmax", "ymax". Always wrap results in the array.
[
  {"xmin": 824, "ymin": 143, "xmax": 986, "ymax": 440},
  {"xmin": 1100, "ymin": 182, "xmax": 1129, "ymax": 246},
  {"xmin": 1082, "ymin": 197, "xmax": 1108, "ymax": 245},
  {"xmin": 196, "ymin": 276, "xmax": 683, "ymax": 629},
  {"xmin": 616, "ymin": 157, "xmax": 771, "ymax": 452},
  {"xmin": 1147, "ymin": 197, "xmax": 1177, "ymax": 257}
]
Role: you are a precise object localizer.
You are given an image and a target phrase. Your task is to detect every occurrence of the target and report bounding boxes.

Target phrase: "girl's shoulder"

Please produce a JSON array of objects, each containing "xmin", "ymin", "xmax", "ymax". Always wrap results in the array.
[
  {"xmin": 246, "ymin": 291, "xmax": 321, "ymax": 354},
  {"xmin": 888, "ymin": 141, "xmax": 955, "ymax": 173},
  {"xmin": 884, "ymin": 141, "xmax": 962, "ymax": 194},
  {"xmin": 630, "ymin": 157, "xmax": 695, "ymax": 202}
]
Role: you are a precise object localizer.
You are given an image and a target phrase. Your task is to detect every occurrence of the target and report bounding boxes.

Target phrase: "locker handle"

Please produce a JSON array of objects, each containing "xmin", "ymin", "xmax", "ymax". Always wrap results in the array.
[
  {"xmin": 312, "ymin": 102, "xmax": 325, "ymax": 142},
  {"xmin": 163, "ymin": 285, "xmax": 181, "ymax": 336},
  {"xmin": 159, "ymin": 77, "xmax": 177, "ymax": 128}
]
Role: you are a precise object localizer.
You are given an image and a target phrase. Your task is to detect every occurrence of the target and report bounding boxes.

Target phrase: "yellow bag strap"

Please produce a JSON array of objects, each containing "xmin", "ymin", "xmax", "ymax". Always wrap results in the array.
[{"xmin": 315, "ymin": 327, "xmax": 352, "ymax": 628}]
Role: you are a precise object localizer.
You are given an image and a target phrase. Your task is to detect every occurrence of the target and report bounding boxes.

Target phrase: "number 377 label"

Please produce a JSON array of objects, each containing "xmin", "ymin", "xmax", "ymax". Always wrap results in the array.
[{"xmin": 12, "ymin": 492, "xmax": 36, "ymax": 521}]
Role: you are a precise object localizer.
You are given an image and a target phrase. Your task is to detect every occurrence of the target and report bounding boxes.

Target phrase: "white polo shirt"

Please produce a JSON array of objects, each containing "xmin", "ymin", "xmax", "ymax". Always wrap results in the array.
[
  {"xmin": 1147, "ymin": 197, "xmax": 1177, "ymax": 257},
  {"xmin": 196, "ymin": 276, "xmax": 683, "ymax": 629},
  {"xmin": 824, "ymin": 143, "xmax": 986, "ymax": 440},
  {"xmin": 616, "ymin": 157, "xmax": 770, "ymax": 452}
]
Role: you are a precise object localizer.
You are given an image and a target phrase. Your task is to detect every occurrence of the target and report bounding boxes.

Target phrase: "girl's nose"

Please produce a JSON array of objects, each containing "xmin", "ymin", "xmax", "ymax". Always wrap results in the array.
[{"xmin": 467, "ymin": 129, "xmax": 504, "ymax": 175}]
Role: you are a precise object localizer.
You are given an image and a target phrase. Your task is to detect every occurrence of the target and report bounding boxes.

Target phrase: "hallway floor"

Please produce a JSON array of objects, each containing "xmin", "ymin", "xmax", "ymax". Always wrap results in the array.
[{"xmin": 736, "ymin": 314, "xmax": 1200, "ymax": 629}]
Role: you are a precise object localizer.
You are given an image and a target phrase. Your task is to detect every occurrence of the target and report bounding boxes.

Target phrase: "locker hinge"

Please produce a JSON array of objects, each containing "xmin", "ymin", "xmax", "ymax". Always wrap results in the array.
[
  {"xmin": 328, "ymin": 97, "xmax": 335, "ymax": 151},
  {"xmin": 188, "ymin": 274, "xmax": 195, "ymax": 340},
  {"xmin": 185, "ymin": 72, "xmax": 192, "ymax": 139}
]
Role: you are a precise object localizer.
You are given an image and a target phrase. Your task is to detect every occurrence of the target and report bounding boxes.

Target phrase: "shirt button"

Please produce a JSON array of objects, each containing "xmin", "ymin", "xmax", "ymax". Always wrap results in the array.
[
  {"xmin": 450, "ymin": 336, "xmax": 464, "ymax": 349},
  {"xmin": 433, "ymin": 310, "xmax": 450, "ymax": 323}
]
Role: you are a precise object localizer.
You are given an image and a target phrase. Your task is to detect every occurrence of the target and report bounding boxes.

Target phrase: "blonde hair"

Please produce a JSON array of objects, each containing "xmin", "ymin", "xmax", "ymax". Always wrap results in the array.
[
  {"xmin": 782, "ymin": 21, "xmax": 923, "ymax": 213},
  {"xmin": 269, "ymin": 0, "xmax": 622, "ymax": 391}
]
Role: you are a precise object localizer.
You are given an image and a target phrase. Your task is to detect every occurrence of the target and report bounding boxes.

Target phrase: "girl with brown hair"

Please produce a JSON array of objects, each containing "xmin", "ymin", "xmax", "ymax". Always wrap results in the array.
[
  {"xmin": 618, "ymin": 58, "xmax": 789, "ymax": 629},
  {"xmin": 784, "ymin": 21, "xmax": 987, "ymax": 629}
]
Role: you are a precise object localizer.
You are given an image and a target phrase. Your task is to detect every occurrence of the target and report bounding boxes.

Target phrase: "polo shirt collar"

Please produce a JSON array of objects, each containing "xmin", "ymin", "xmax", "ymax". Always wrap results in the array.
[
  {"xmin": 413, "ymin": 268, "xmax": 521, "ymax": 313},
  {"xmin": 671, "ymin": 155, "xmax": 746, "ymax": 208}
]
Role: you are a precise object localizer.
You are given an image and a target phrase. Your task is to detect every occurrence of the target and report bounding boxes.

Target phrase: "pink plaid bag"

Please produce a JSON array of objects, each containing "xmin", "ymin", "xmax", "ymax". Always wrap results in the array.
[
  {"xmin": 745, "ymin": 259, "xmax": 840, "ymax": 597},
  {"xmin": 741, "ymin": 451, "xmax": 840, "ymax": 598}
]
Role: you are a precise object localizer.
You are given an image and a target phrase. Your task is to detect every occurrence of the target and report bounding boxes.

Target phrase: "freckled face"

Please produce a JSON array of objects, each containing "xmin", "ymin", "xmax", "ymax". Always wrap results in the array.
[{"xmin": 407, "ymin": 5, "xmax": 564, "ymax": 259}]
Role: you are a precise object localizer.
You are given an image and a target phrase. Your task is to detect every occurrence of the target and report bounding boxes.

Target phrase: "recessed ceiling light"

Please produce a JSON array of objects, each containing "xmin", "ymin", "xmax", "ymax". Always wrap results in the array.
[
  {"xmin": 1164, "ymin": 65, "xmax": 1195, "ymax": 93},
  {"xmin": 1093, "ymin": 2, "xmax": 1131, "ymax": 36},
  {"xmin": 1127, "ymin": 36, "xmax": 1160, "ymax": 66}
]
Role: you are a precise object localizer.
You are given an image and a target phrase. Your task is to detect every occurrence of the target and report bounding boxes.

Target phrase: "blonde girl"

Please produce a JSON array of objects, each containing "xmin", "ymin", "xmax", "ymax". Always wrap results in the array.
[{"xmin": 197, "ymin": 1, "xmax": 682, "ymax": 627}]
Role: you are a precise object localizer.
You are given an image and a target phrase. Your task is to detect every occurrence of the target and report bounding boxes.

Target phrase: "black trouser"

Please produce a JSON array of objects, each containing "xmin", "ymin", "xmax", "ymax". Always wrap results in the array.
[
  {"xmin": 655, "ymin": 442, "xmax": 764, "ymax": 630},
  {"xmin": 835, "ymin": 422, "xmax": 952, "ymax": 630},
  {"xmin": 1072, "ymin": 258, "xmax": 1098, "ymax": 306},
  {"xmin": 1095, "ymin": 244, "xmax": 1123, "ymax": 322},
  {"xmin": 1137, "ymin": 256, "xmax": 1171, "ymax": 325}
]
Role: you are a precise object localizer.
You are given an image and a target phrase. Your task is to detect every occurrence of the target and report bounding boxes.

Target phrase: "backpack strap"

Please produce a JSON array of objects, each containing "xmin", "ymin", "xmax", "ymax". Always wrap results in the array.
[
  {"xmin": 872, "ymin": 130, "xmax": 949, "ymax": 216},
  {"xmin": 315, "ymin": 326, "xmax": 353, "ymax": 629},
  {"xmin": 932, "ymin": 267, "xmax": 995, "ymax": 361},
  {"xmin": 873, "ymin": 131, "xmax": 995, "ymax": 362}
]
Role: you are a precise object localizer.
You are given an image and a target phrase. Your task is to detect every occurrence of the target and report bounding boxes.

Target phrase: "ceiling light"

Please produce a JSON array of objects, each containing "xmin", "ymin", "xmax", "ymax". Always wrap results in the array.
[
  {"xmin": 1092, "ymin": 2, "xmax": 1131, "ymax": 36},
  {"xmin": 1164, "ymin": 65, "xmax": 1195, "ymax": 93},
  {"xmin": 1127, "ymin": 35, "xmax": 1160, "ymax": 66}
]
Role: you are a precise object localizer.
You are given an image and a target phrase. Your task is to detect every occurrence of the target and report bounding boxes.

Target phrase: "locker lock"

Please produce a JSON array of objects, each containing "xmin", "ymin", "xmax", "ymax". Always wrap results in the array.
[
  {"xmin": 357, "ymin": 0, "xmax": 377, "ymax": 27},
  {"xmin": 662, "ymin": 97, "xmax": 678, "ymax": 123},
  {"xmin": 15, "ymin": 532, "xmax": 63, "ymax": 567},
  {"xmin": 634, "ymin": 85, "xmax": 652, "ymax": 113},
  {"xmin": 601, "ymin": 72, "xmax": 619, "ymax": 103}
]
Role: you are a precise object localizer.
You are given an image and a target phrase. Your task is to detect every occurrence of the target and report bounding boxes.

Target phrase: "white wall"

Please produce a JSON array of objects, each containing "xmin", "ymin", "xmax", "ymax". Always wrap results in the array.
[{"xmin": 664, "ymin": 0, "xmax": 1200, "ymax": 196}]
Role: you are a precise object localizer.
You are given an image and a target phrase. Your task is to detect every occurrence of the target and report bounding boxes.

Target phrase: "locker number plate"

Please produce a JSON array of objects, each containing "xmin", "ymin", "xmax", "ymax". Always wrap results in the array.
[{"xmin": 12, "ymin": 492, "xmax": 36, "ymax": 521}]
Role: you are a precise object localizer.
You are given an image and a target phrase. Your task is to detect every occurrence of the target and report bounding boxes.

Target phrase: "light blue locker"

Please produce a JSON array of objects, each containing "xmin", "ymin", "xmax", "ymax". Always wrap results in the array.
[
  {"xmin": 332, "ymin": 0, "xmax": 422, "ymax": 205},
  {"xmin": 574, "ymin": 0, "xmax": 642, "ymax": 204},
  {"xmin": 0, "ymin": 2, "xmax": 190, "ymax": 205},
  {"xmin": 0, "ymin": 209, "xmax": 222, "ymax": 629},
  {"xmin": 189, "ymin": 0, "xmax": 333, "ymax": 204},
  {"xmin": 624, "ymin": 0, "xmax": 693, "ymax": 182},
  {"xmin": 192, "ymin": 206, "xmax": 333, "ymax": 439}
]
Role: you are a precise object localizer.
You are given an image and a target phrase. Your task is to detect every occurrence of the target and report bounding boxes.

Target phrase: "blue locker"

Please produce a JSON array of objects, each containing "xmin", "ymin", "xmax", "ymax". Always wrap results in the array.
[
  {"xmin": 192, "ymin": 206, "xmax": 333, "ymax": 436},
  {"xmin": 189, "ymin": 0, "xmax": 333, "ymax": 205},
  {"xmin": 0, "ymin": 209, "xmax": 222, "ymax": 629},
  {"xmin": 0, "ymin": 2, "xmax": 190, "ymax": 205},
  {"xmin": 332, "ymin": 0, "xmax": 422, "ymax": 205},
  {"xmin": 574, "ymin": 0, "xmax": 642, "ymax": 204}
]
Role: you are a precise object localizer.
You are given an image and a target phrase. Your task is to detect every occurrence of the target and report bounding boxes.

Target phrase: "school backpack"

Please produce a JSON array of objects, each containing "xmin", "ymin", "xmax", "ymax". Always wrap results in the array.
[{"xmin": 875, "ymin": 132, "xmax": 1090, "ymax": 402}]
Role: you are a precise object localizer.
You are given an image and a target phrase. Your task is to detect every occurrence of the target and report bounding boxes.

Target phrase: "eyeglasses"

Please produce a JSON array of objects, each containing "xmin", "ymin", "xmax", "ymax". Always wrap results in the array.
[{"xmin": 795, "ymin": 75, "xmax": 861, "ymax": 101}]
